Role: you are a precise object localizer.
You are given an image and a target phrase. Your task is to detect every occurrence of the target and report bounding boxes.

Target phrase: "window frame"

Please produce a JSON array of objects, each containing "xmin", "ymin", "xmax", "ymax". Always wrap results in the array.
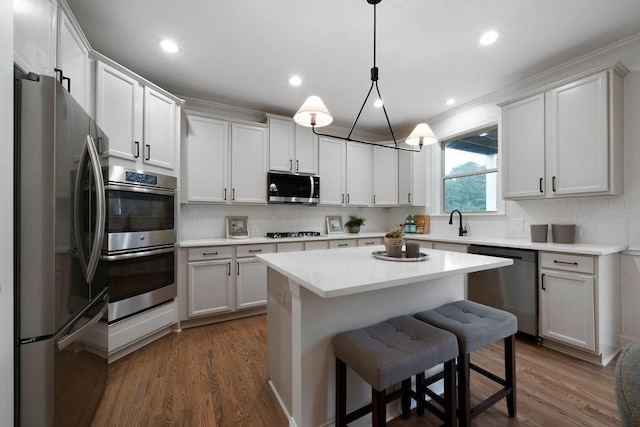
[{"xmin": 440, "ymin": 124, "xmax": 500, "ymax": 214}]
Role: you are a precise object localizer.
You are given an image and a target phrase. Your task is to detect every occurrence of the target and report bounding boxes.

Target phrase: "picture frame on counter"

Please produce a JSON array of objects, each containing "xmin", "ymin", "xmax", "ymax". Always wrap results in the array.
[
  {"xmin": 326, "ymin": 216, "xmax": 343, "ymax": 234},
  {"xmin": 226, "ymin": 216, "xmax": 249, "ymax": 239}
]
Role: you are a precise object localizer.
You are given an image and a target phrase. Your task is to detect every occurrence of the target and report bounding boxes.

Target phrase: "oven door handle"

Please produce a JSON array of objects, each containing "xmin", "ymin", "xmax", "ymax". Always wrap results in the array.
[
  {"xmin": 73, "ymin": 135, "xmax": 106, "ymax": 283},
  {"xmin": 104, "ymin": 183, "xmax": 176, "ymax": 196},
  {"xmin": 56, "ymin": 291, "xmax": 108, "ymax": 352},
  {"xmin": 99, "ymin": 245, "xmax": 175, "ymax": 261}
]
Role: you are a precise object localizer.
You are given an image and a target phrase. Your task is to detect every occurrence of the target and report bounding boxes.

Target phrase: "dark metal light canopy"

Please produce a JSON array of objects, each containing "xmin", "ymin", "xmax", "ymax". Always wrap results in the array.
[{"xmin": 293, "ymin": 0, "xmax": 437, "ymax": 151}]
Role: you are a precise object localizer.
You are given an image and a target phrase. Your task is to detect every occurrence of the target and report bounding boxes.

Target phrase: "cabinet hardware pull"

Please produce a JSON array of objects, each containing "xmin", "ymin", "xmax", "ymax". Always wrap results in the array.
[
  {"xmin": 296, "ymin": 160, "xmax": 299, "ymax": 171},
  {"xmin": 134, "ymin": 141, "xmax": 140, "ymax": 158},
  {"xmin": 54, "ymin": 68, "xmax": 63, "ymax": 84},
  {"xmin": 62, "ymin": 76, "xmax": 71, "ymax": 93},
  {"xmin": 553, "ymin": 260, "xmax": 578, "ymax": 266},
  {"xmin": 365, "ymin": 242, "xmax": 375, "ymax": 245},
  {"xmin": 539, "ymin": 177, "xmax": 543, "ymax": 193},
  {"xmin": 232, "ymin": 188, "xmax": 235, "ymax": 200},
  {"xmin": 202, "ymin": 252, "xmax": 218, "ymax": 256},
  {"xmin": 373, "ymin": 194, "xmax": 376, "ymax": 205},
  {"xmin": 347, "ymin": 194, "xmax": 350, "ymax": 204},
  {"xmin": 227, "ymin": 262, "xmax": 231, "ymax": 276},
  {"xmin": 552, "ymin": 176, "xmax": 557, "ymax": 192},
  {"xmin": 338, "ymin": 243, "xmax": 348, "ymax": 247},
  {"xmin": 341, "ymin": 193, "xmax": 344, "ymax": 204},
  {"xmin": 289, "ymin": 159, "xmax": 292, "ymax": 170},
  {"xmin": 237, "ymin": 261, "xmax": 240, "ymax": 275},
  {"xmin": 541, "ymin": 273, "xmax": 546, "ymax": 290},
  {"xmin": 408, "ymin": 192, "xmax": 412, "ymax": 203},
  {"xmin": 248, "ymin": 249, "xmax": 262, "ymax": 253},
  {"xmin": 145, "ymin": 144, "xmax": 151, "ymax": 161},
  {"xmin": 224, "ymin": 188, "xmax": 227, "ymax": 200}
]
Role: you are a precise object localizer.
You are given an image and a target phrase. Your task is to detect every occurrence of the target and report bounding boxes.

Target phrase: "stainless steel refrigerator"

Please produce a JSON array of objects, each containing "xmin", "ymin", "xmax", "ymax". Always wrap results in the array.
[{"xmin": 14, "ymin": 68, "xmax": 109, "ymax": 426}]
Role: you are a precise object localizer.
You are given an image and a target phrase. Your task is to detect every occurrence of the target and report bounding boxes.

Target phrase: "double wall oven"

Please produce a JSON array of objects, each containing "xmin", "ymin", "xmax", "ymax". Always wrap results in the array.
[{"xmin": 79, "ymin": 166, "xmax": 178, "ymax": 323}]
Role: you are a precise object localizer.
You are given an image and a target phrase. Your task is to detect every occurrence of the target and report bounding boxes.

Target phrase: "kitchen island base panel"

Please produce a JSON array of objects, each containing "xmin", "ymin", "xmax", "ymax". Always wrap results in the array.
[{"xmin": 267, "ymin": 268, "xmax": 464, "ymax": 427}]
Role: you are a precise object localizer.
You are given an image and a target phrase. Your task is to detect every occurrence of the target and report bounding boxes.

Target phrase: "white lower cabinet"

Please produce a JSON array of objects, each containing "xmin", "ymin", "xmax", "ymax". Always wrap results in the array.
[
  {"xmin": 188, "ymin": 259, "xmax": 233, "ymax": 317},
  {"xmin": 236, "ymin": 258, "xmax": 268, "ymax": 309}
]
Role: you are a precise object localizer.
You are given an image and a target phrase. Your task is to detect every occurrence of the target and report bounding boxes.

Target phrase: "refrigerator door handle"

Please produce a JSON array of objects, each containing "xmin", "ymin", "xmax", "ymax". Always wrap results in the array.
[
  {"xmin": 73, "ymin": 137, "xmax": 90, "ymax": 280},
  {"xmin": 55, "ymin": 299, "xmax": 108, "ymax": 352},
  {"xmin": 85, "ymin": 135, "xmax": 106, "ymax": 282}
]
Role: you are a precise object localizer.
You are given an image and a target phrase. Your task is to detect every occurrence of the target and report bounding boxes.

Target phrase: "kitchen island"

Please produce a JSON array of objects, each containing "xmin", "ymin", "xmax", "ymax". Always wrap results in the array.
[{"xmin": 257, "ymin": 245, "xmax": 512, "ymax": 426}]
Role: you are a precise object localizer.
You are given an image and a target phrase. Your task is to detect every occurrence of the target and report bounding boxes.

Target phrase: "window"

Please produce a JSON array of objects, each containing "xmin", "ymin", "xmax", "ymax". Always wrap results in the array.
[{"xmin": 442, "ymin": 127, "xmax": 498, "ymax": 213}]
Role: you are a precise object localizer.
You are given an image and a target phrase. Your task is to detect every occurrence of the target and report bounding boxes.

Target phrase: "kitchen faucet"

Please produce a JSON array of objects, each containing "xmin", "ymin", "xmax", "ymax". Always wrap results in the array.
[{"xmin": 448, "ymin": 209, "xmax": 468, "ymax": 237}]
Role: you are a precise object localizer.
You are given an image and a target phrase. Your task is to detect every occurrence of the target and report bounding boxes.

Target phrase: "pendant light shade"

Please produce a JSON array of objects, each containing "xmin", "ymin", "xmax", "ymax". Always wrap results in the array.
[
  {"xmin": 294, "ymin": 96, "xmax": 333, "ymax": 128},
  {"xmin": 406, "ymin": 123, "xmax": 437, "ymax": 147}
]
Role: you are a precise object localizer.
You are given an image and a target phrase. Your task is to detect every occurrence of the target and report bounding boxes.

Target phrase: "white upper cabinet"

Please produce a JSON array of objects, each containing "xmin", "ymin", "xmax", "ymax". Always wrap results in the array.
[
  {"xmin": 230, "ymin": 122, "xmax": 269, "ymax": 204},
  {"xmin": 372, "ymin": 146, "xmax": 397, "ymax": 206},
  {"xmin": 268, "ymin": 115, "xmax": 318, "ymax": 174},
  {"xmin": 56, "ymin": 7, "xmax": 89, "ymax": 111},
  {"xmin": 14, "ymin": 0, "xmax": 57, "ymax": 76},
  {"xmin": 319, "ymin": 137, "xmax": 347, "ymax": 206},
  {"xmin": 501, "ymin": 65, "xmax": 626, "ymax": 200},
  {"xmin": 502, "ymin": 93, "xmax": 546, "ymax": 198},
  {"xmin": 398, "ymin": 148, "xmax": 428, "ymax": 206},
  {"xmin": 345, "ymin": 142, "xmax": 372, "ymax": 206},
  {"xmin": 183, "ymin": 115, "xmax": 229, "ymax": 203},
  {"xmin": 95, "ymin": 59, "xmax": 179, "ymax": 174}
]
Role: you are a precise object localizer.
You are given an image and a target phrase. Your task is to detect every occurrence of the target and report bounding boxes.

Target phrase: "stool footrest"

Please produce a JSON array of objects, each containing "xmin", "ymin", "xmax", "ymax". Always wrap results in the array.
[
  {"xmin": 471, "ymin": 387, "xmax": 514, "ymax": 419},
  {"xmin": 344, "ymin": 388, "xmax": 403, "ymax": 424},
  {"xmin": 470, "ymin": 362, "xmax": 507, "ymax": 387}
]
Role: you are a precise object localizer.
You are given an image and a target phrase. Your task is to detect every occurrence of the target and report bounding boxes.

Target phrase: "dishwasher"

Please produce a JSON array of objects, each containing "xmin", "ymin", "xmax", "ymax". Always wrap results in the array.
[{"xmin": 467, "ymin": 245, "xmax": 538, "ymax": 339}]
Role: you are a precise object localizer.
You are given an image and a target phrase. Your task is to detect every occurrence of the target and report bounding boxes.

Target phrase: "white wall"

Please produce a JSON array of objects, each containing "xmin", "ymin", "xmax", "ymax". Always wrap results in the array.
[{"xmin": 1, "ymin": 0, "xmax": 14, "ymax": 423}]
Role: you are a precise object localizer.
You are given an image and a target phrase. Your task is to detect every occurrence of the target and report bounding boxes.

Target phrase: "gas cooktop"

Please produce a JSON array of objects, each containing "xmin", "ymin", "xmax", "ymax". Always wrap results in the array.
[{"xmin": 265, "ymin": 231, "xmax": 321, "ymax": 239}]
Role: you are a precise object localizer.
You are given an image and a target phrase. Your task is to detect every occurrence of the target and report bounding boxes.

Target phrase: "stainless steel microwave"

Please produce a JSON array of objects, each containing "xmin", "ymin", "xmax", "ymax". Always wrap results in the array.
[{"xmin": 268, "ymin": 172, "xmax": 319, "ymax": 205}]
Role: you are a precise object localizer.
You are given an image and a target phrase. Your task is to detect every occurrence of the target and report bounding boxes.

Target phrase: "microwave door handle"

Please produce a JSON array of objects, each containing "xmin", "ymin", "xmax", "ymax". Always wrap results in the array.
[
  {"xmin": 85, "ymin": 135, "xmax": 106, "ymax": 283},
  {"xmin": 73, "ymin": 138, "xmax": 90, "ymax": 280},
  {"xmin": 55, "ymin": 298, "xmax": 108, "ymax": 352},
  {"xmin": 309, "ymin": 176, "xmax": 314, "ymax": 199}
]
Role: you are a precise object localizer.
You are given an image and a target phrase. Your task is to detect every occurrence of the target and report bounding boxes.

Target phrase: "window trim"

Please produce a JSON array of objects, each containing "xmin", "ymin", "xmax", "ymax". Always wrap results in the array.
[{"xmin": 440, "ymin": 123, "xmax": 501, "ymax": 214}]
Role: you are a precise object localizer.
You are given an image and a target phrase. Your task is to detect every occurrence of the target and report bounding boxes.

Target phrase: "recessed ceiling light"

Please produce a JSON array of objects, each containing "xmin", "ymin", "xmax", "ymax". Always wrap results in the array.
[
  {"xmin": 288, "ymin": 75, "xmax": 302, "ymax": 86},
  {"xmin": 446, "ymin": 98, "xmax": 456, "ymax": 106},
  {"xmin": 373, "ymin": 99, "xmax": 383, "ymax": 108},
  {"xmin": 160, "ymin": 39, "xmax": 179, "ymax": 53},
  {"xmin": 479, "ymin": 30, "xmax": 500, "ymax": 46}
]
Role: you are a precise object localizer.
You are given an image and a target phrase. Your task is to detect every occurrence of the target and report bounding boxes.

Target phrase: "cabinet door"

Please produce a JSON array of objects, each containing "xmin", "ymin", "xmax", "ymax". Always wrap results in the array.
[
  {"xmin": 502, "ymin": 93, "xmax": 546, "ymax": 199},
  {"xmin": 185, "ymin": 115, "xmax": 229, "ymax": 203},
  {"xmin": 398, "ymin": 149, "xmax": 428, "ymax": 206},
  {"xmin": 188, "ymin": 260, "xmax": 233, "ymax": 317},
  {"xmin": 346, "ymin": 142, "xmax": 372, "ymax": 206},
  {"xmin": 294, "ymin": 125, "xmax": 318, "ymax": 174},
  {"xmin": 96, "ymin": 61, "xmax": 143, "ymax": 162},
  {"xmin": 56, "ymin": 8, "xmax": 89, "ymax": 111},
  {"xmin": 540, "ymin": 270, "xmax": 595, "ymax": 351},
  {"xmin": 547, "ymin": 71, "xmax": 608, "ymax": 195},
  {"xmin": 236, "ymin": 258, "xmax": 267, "ymax": 309},
  {"xmin": 14, "ymin": 0, "xmax": 56, "ymax": 76},
  {"xmin": 319, "ymin": 137, "xmax": 346, "ymax": 205},
  {"xmin": 231, "ymin": 123, "xmax": 268, "ymax": 204},
  {"xmin": 372, "ymin": 146, "xmax": 397, "ymax": 206},
  {"xmin": 269, "ymin": 116, "xmax": 295, "ymax": 172},
  {"xmin": 143, "ymin": 86, "xmax": 176, "ymax": 170}
]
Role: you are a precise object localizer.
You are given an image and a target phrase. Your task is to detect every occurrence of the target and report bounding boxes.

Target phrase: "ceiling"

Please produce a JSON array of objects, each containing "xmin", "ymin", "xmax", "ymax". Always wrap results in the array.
[{"xmin": 67, "ymin": 0, "xmax": 640, "ymax": 137}]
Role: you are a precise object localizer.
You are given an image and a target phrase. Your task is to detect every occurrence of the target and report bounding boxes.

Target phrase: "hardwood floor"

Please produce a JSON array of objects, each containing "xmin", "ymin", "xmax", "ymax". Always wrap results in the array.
[{"xmin": 92, "ymin": 315, "xmax": 620, "ymax": 426}]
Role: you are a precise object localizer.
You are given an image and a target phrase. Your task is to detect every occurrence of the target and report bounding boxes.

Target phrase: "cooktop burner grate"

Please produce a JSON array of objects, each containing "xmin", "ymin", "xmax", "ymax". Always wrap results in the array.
[{"xmin": 265, "ymin": 231, "xmax": 321, "ymax": 239}]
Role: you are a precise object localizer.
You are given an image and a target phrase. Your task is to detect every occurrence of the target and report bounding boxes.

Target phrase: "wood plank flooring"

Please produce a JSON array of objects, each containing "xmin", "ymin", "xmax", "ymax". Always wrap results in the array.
[{"xmin": 91, "ymin": 315, "xmax": 620, "ymax": 426}]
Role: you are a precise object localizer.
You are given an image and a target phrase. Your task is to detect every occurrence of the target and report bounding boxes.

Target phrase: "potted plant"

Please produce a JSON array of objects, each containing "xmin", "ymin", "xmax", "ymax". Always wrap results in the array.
[
  {"xmin": 384, "ymin": 224, "xmax": 405, "ymax": 257},
  {"xmin": 345, "ymin": 215, "xmax": 366, "ymax": 233}
]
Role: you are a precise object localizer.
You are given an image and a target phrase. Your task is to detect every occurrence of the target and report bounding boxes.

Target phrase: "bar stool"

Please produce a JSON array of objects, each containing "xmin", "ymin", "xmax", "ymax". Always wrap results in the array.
[
  {"xmin": 414, "ymin": 300, "xmax": 517, "ymax": 426},
  {"xmin": 333, "ymin": 315, "xmax": 458, "ymax": 426}
]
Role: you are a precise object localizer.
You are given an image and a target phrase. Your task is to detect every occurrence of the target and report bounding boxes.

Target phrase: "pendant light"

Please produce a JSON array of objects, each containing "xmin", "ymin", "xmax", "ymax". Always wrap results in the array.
[{"xmin": 293, "ymin": 0, "xmax": 437, "ymax": 151}]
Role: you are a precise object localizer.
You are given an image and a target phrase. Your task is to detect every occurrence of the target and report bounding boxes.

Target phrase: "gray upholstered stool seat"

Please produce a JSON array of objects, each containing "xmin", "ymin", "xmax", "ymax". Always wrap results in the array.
[
  {"xmin": 615, "ymin": 340, "xmax": 640, "ymax": 427},
  {"xmin": 334, "ymin": 315, "xmax": 458, "ymax": 426},
  {"xmin": 414, "ymin": 300, "xmax": 518, "ymax": 426}
]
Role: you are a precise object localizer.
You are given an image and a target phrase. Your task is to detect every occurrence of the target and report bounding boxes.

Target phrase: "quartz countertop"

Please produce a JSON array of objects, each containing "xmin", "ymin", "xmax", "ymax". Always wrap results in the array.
[
  {"xmin": 180, "ymin": 232, "xmax": 625, "ymax": 255},
  {"xmin": 256, "ymin": 245, "xmax": 512, "ymax": 298}
]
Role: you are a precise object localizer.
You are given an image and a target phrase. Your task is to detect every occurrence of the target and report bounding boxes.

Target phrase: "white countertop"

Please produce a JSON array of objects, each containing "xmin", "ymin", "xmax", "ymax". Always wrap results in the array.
[
  {"xmin": 256, "ymin": 245, "xmax": 512, "ymax": 298},
  {"xmin": 180, "ymin": 232, "xmax": 625, "ymax": 255}
]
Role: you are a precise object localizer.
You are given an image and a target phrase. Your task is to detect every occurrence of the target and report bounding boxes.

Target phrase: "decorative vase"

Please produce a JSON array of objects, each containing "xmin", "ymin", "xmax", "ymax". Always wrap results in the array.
[
  {"xmin": 347, "ymin": 226, "xmax": 360, "ymax": 233},
  {"xmin": 384, "ymin": 237, "xmax": 404, "ymax": 257}
]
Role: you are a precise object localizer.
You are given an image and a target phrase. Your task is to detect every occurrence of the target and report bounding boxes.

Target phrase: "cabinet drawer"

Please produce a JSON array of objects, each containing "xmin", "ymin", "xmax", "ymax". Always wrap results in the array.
[
  {"xmin": 358, "ymin": 238, "xmax": 382, "ymax": 247},
  {"xmin": 305, "ymin": 241, "xmax": 328, "ymax": 251},
  {"xmin": 277, "ymin": 242, "xmax": 304, "ymax": 253},
  {"xmin": 236, "ymin": 244, "xmax": 275, "ymax": 258},
  {"xmin": 540, "ymin": 252, "xmax": 594, "ymax": 274},
  {"xmin": 329, "ymin": 239, "xmax": 357, "ymax": 249},
  {"xmin": 188, "ymin": 246, "xmax": 233, "ymax": 261}
]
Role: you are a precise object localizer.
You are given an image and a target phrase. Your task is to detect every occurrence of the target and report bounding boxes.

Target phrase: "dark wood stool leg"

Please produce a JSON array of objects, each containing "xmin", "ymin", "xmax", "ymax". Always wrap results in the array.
[
  {"xmin": 444, "ymin": 359, "xmax": 457, "ymax": 427},
  {"xmin": 416, "ymin": 372, "xmax": 425, "ymax": 416},
  {"xmin": 372, "ymin": 387, "xmax": 387, "ymax": 427},
  {"xmin": 458, "ymin": 353, "xmax": 471, "ymax": 427},
  {"xmin": 401, "ymin": 378, "xmax": 411, "ymax": 419},
  {"xmin": 335, "ymin": 358, "xmax": 347, "ymax": 427},
  {"xmin": 505, "ymin": 334, "xmax": 517, "ymax": 417}
]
